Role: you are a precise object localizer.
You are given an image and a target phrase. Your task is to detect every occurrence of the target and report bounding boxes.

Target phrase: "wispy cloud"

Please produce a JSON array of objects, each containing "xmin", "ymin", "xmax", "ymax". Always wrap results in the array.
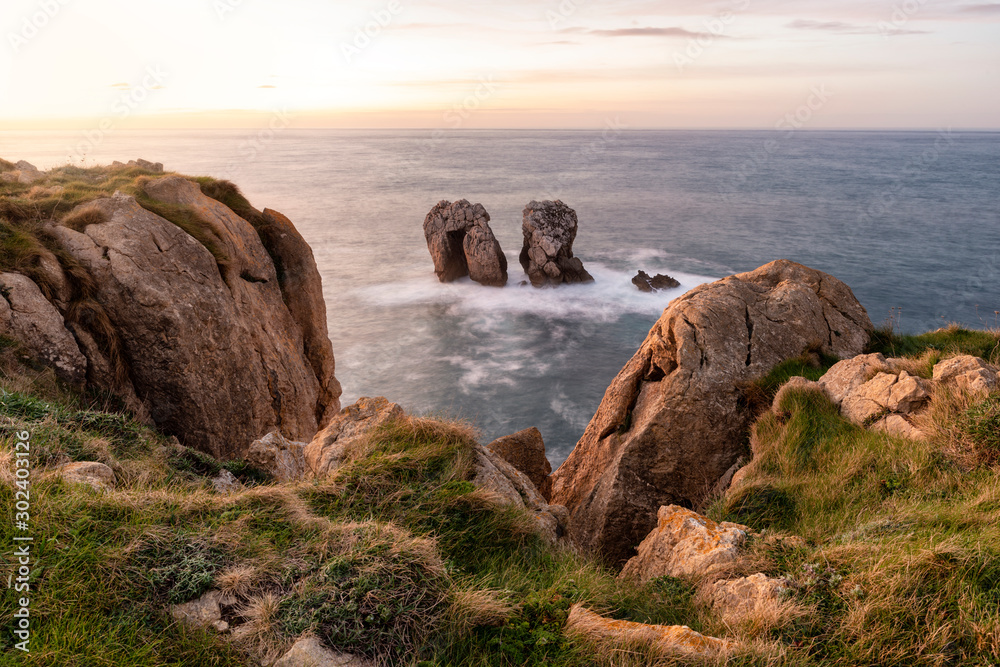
[
  {"xmin": 788, "ymin": 19, "xmax": 929, "ymax": 36},
  {"xmin": 958, "ymin": 3, "xmax": 1000, "ymax": 15},
  {"xmin": 561, "ymin": 26, "xmax": 726, "ymax": 39}
]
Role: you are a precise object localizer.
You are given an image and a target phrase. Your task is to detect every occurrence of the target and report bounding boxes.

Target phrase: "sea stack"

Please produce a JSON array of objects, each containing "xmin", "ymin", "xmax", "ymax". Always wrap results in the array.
[
  {"xmin": 423, "ymin": 200, "xmax": 507, "ymax": 287},
  {"xmin": 519, "ymin": 200, "xmax": 593, "ymax": 287}
]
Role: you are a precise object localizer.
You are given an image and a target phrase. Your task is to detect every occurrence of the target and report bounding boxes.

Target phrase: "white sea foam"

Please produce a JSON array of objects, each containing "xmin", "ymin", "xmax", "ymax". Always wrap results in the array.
[{"xmin": 351, "ymin": 261, "xmax": 717, "ymax": 322}]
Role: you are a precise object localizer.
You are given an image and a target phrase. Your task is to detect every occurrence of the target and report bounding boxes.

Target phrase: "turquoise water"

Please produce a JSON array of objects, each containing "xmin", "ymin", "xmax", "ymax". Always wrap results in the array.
[{"xmin": 2, "ymin": 129, "xmax": 998, "ymax": 464}]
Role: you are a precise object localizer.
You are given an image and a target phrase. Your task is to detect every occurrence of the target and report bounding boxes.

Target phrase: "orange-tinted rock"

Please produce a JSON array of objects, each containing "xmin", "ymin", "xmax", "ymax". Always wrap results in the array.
[
  {"xmin": 619, "ymin": 505, "xmax": 748, "ymax": 583},
  {"xmin": 565, "ymin": 604, "xmax": 731, "ymax": 657},
  {"xmin": 305, "ymin": 397, "xmax": 404, "ymax": 476},
  {"xmin": 486, "ymin": 427, "xmax": 551, "ymax": 491},
  {"xmin": 548, "ymin": 260, "xmax": 872, "ymax": 564}
]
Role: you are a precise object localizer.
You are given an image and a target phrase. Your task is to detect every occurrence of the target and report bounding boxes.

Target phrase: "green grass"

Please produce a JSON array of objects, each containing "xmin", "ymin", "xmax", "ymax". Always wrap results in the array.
[{"xmin": 866, "ymin": 323, "xmax": 1000, "ymax": 362}]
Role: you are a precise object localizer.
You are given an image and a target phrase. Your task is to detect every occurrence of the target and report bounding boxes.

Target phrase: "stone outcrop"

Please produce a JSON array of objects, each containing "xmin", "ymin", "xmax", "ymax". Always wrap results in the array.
[
  {"xmin": 548, "ymin": 260, "xmax": 872, "ymax": 564},
  {"xmin": 473, "ymin": 444, "xmax": 568, "ymax": 542},
  {"xmin": 519, "ymin": 201, "xmax": 593, "ymax": 287},
  {"xmin": 565, "ymin": 605, "xmax": 731, "ymax": 658},
  {"xmin": 305, "ymin": 397, "xmax": 404, "ymax": 477},
  {"xmin": 10, "ymin": 176, "xmax": 345, "ymax": 460},
  {"xmin": 211, "ymin": 469, "xmax": 243, "ymax": 495},
  {"xmin": 274, "ymin": 635, "xmax": 372, "ymax": 667},
  {"xmin": 632, "ymin": 271, "xmax": 680, "ymax": 293},
  {"xmin": 247, "ymin": 431, "xmax": 308, "ymax": 482},
  {"xmin": 170, "ymin": 590, "xmax": 228, "ymax": 633},
  {"xmin": 840, "ymin": 370, "xmax": 930, "ymax": 434},
  {"xmin": 485, "ymin": 427, "xmax": 551, "ymax": 492},
  {"xmin": 55, "ymin": 461, "xmax": 116, "ymax": 490},
  {"xmin": 707, "ymin": 573, "xmax": 791, "ymax": 626},
  {"xmin": 932, "ymin": 355, "xmax": 998, "ymax": 394},
  {"xmin": 0, "ymin": 272, "xmax": 86, "ymax": 386},
  {"xmin": 817, "ymin": 353, "xmax": 889, "ymax": 405},
  {"xmin": 619, "ymin": 505, "xmax": 748, "ymax": 583},
  {"xmin": 422, "ymin": 200, "xmax": 507, "ymax": 287}
]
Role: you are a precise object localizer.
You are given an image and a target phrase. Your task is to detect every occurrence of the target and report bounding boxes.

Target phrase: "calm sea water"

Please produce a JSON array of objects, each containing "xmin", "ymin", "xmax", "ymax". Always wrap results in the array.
[{"xmin": 2, "ymin": 129, "xmax": 998, "ymax": 464}]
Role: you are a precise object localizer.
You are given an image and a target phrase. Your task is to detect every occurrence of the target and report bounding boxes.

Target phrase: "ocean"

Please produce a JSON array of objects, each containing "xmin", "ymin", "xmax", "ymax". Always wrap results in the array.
[{"xmin": 2, "ymin": 129, "xmax": 998, "ymax": 465}]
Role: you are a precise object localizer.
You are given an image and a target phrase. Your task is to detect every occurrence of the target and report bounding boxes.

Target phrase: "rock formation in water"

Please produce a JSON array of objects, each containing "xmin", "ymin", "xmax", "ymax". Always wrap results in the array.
[
  {"xmin": 423, "ymin": 200, "xmax": 507, "ymax": 287},
  {"xmin": 547, "ymin": 260, "xmax": 872, "ymax": 564},
  {"xmin": 519, "ymin": 200, "xmax": 593, "ymax": 287},
  {"xmin": 0, "ymin": 167, "xmax": 341, "ymax": 459},
  {"xmin": 632, "ymin": 271, "xmax": 680, "ymax": 292}
]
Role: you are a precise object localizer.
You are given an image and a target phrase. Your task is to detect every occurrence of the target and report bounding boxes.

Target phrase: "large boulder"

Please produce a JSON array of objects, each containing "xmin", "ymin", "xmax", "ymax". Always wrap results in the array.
[
  {"xmin": 422, "ymin": 200, "xmax": 507, "ymax": 287},
  {"xmin": 548, "ymin": 260, "xmax": 872, "ymax": 564},
  {"xmin": 0, "ymin": 272, "xmax": 87, "ymax": 385},
  {"xmin": 485, "ymin": 427, "xmax": 551, "ymax": 492},
  {"xmin": 518, "ymin": 201, "xmax": 593, "ymax": 287},
  {"xmin": 619, "ymin": 505, "xmax": 748, "ymax": 583},
  {"xmin": 46, "ymin": 178, "xmax": 341, "ymax": 459}
]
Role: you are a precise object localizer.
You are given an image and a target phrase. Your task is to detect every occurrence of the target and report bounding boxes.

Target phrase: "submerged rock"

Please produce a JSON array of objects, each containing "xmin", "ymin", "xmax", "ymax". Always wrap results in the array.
[
  {"xmin": 632, "ymin": 270, "xmax": 680, "ymax": 293},
  {"xmin": 519, "ymin": 200, "xmax": 593, "ymax": 287},
  {"xmin": 548, "ymin": 260, "xmax": 872, "ymax": 564},
  {"xmin": 423, "ymin": 200, "xmax": 507, "ymax": 287}
]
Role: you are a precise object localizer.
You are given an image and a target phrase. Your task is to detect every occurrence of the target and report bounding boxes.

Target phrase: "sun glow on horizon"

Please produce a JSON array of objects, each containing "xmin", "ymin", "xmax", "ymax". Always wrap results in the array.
[{"xmin": 0, "ymin": 0, "xmax": 998, "ymax": 130}]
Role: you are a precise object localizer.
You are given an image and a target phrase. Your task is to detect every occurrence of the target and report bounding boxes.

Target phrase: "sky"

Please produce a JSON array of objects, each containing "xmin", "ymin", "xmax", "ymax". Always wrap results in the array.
[{"xmin": 0, "ymin": 0, "xmax": 998, "ymax": 129}]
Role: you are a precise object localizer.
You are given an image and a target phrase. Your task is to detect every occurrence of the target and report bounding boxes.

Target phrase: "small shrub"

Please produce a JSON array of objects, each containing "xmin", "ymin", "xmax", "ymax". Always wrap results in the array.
[{"xmin": 142, "ymin": 540, "xmax": 226, "ymax": 604}]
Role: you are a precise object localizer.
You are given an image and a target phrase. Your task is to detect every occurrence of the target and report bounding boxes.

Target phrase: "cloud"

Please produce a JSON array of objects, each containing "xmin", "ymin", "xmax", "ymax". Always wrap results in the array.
[
  {"xmin": 959, "ymin": 3, "xmax": 1000, "ymax": 14},
  {"xmin": 787, "ymin": 19, "xmax": 929, "ymax": 36},
  {"xmin": 563, "ymin": 26, "xmax": 726, "ymax": 39}
]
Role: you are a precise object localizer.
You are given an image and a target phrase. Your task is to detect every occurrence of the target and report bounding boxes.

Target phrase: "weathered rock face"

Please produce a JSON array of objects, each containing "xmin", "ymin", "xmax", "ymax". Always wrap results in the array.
[
  {"xmin": 0, "ymin": 272, "xmax": 86, "ymax": 386},
  {"xmin": 619, "ymin": 505, "xmax": 748, "ymax": 583},
  {"xmin": 519, "ymin": 201, "xmax": 593, "ymax": 287},
  {"xmin": 707, "ymin": 573, "xmax": 792, "ymax": 626},
  {"xmin": 473, "ymin": 444, "xmax": 568, "ymax": 542},
  {"xmin": 485, "ymin": 427, "xmax": 551, "ymax": 492},
  {"xmin": 841, "ymin": 370, "xmax": 931, "ymax": 426},
  {"xmin": 548, "ymin": 260, "xmax": 872, "ymax": 564},
  {"xmin": 19, "ymin": 176, "xmax": 343, "ymax": 460},
  {"xmin": 305, "ymin": 397, "xmax": 404, "ymax": 477},
  {"xmin": 632, "ymin": 271, "xmax": 680, "ymax": 293},
  {"xmin": 933, "ymin": 355, "xmax": 999, "ymax": 395},
  {"xmin": 423, "ymin": 200, "xmax": 507, "ymax": 287},
  {"xmin": 247, "ymin": 431, "xmax": 308, "ymax": 482}
]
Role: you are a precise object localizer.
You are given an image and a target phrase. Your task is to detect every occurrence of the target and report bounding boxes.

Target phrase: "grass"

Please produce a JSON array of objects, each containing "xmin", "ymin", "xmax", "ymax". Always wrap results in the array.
[{"xmin": 867, "ymin": 322, "xmax": 1000, "ymax": 364}]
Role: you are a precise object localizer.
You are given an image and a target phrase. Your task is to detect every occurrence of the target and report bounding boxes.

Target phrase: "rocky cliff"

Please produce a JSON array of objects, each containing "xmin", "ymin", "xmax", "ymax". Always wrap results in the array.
[{"xmin": 0, "ymin": 161, "xmax": 341, "ymax": 458}]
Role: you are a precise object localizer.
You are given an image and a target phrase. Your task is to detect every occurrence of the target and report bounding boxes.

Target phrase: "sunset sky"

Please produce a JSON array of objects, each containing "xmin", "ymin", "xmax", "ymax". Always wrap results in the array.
[{"xmin": 1, "ymin": 0, "xmax": 998, "ymax": 129}]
